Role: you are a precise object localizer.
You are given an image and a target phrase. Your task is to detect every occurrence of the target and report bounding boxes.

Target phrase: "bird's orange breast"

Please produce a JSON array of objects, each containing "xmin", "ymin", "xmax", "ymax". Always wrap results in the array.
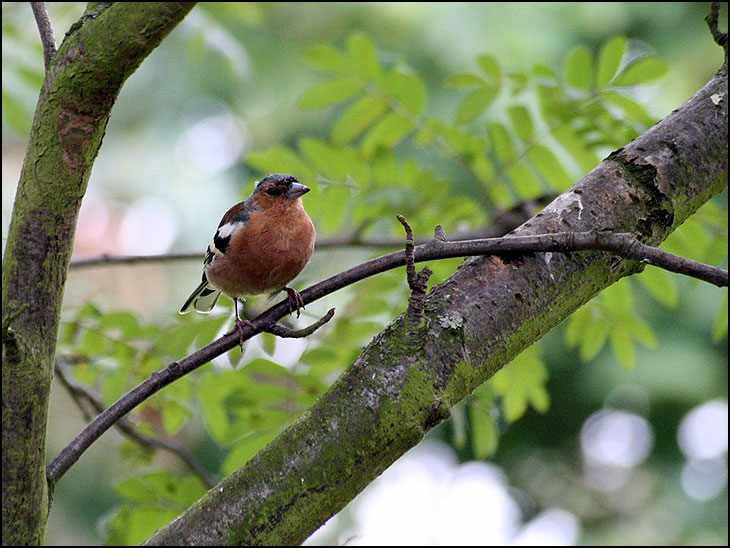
[{"xmin": 205, "ymin": 200, "xmax": 315, "ymax": 298}]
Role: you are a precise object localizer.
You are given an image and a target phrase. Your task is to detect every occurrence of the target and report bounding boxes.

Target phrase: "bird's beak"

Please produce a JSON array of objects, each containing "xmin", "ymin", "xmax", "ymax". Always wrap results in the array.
[{"xmin": 287, "ymin": 182, "xmax": 310, "ymax": 200}]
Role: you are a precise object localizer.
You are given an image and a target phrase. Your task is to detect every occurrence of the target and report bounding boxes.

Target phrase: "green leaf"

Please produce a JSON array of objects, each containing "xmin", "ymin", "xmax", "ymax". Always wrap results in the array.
[
  {"xmin": 508, "ymin": 105, "xmax": 534, "ymax": 143},
  {"xmin": 502, "ymin": 392, "xmax": 528, "ymax": 423},
  {"xmin": 361, "ymin": 112, "xmax": 413, "ymax": 157},
  {"xmin": 456, "ymin": 86, "xmax": 498, "ymax": 124},
  {"xmin": 199, "ymin": 373, "xmax": 234, "ymax": 443},
  {"xmin": 79, "ymin": 329, "xmax": 109, "ymax": 356},
  {"xmin": 624, "ymin": 316, "xmax": 658, "ymax": 349},
  {"xmin": 96, "ymin": 311, "xmax": 142, "ymax": 339},
  {"xmin": 565, "ymin": 306, "xmax": 591, "ymax": 348},
  {"xmin": 260, "ymin": 331, "xmax": 277, "ymax": 355},
  {"xmin": 600, "ymin": 90, "xmax": 655, "ymax": 126},
  {"xmin": 2, "ymin": 90, "xmax": 32, "ymax": 135},
  {"xmin": 477, "ymin": 54, "xmax": 501, "ymax": 83},
  {"xmin": 299, "ymin": 138, "xmax": 360, "ymax": 181},
  {"xmin": 490, "ymin": 346, "xmax": 548, "ymax": 422},
  {"xmin": 469, "ymin": 404, "xmax": 498, "ymax": 458},
  {"xmin": 528, "ymin": 384, "xmax": 550, "ymax": 414},
  {"xmin": 297, "ymin": 79, "xmax": 362, "ymax": 110},
  {"xmin": 487, "ymin": 122, "xmax": 514, "ymax": 163},
  {"xmin": 469, "ymin": 155, "xmax": 494, "ymax": 182},
  {"xmin": 713, "ymin": 291, "xmax": 728, "ymax": 342},
  {"xmin": 446, "ymin": 72, "xmax": 487, "ymax": 88},
  {"xmin": 553, "ymin": 125, "xmax": 600, "ymax": 173},
  {"xmin": 507, "ymin": 163, "xmax": 543, "ymax": 200},
  {"xmin": 602, "ymin": 278, "xmax": 634, "ymax": 316},
  {"xmin": 637, "ymin": 266, "xmax": 678, "ymax": 308},
  {"xmin": 596, "ymin": 36, "xmax": 627, "ymax": 88},
  {"xmin": 610, "ymin": 326, "xmax": 635, "ymax": 370},
  {"xmin": 450, "ymin": 404, "xmax": 468, "ymax": 449},
  {"xmin": 161, "ymin": 399, "xmax": 192, "ymax": 435},
  {"xmin": 527, "ymin": 144, "xmax": 573, "ymax": 190},
  {"xmin": 101, "ymin": 362, "xmax": 130, "ymax": 406},
  {"xmin": 580, "ymin": 315, "xmax": 609, "ymax": 361},
  {"xmin": 564, "ymin": 46, "xmax": 593, "ymax": 91},
  {"xmin": 613, "ymin": 56, "xmax": 668, "ymax": 87},
  {"xmin": 304, "ymin": 44, "xmax": 349, "ymax": 74},
  {"xmin": 246, "ymin": 146, "xmax": 316, "ymax": 184},
  {"xmin": 347, "ymin": 34, "xmax": 380, "ymax": 80},
  {"xmin": 331, "ymin": 95, "xmax": 388, "ymax": 144},
  {"xmin": 318, "ymin": 182, "xmax": 350, "ymax": 233},
  {"xmin": 115, "ymin": 470, "xmax": 204, "ymax": 507},
  {"xmin": 384, "ymin": 70, "xmax": 427, "ymax": 115},
  {"xmin": 107, "ymin": 506, "xmax": 179, "ymax": 546}
]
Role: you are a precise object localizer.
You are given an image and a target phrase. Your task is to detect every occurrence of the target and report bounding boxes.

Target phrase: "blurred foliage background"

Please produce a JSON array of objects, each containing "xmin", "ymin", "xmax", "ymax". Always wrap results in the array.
[{"xmin": 2, "ymin": 2, "xmax": 728, "ymax": 545}]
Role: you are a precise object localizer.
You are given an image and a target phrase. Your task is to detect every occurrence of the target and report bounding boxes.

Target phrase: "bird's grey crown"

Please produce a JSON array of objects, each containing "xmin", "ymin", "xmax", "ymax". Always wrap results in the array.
[{"xmin": 255, "ymin": 173, "xmax": 299, "ymax": 190}]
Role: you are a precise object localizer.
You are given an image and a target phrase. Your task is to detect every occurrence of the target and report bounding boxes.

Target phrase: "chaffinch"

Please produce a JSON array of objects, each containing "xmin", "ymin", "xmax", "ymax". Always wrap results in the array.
[{"xmin": 180, "ymin": 174, "xmax": 316, "ymax": 338}]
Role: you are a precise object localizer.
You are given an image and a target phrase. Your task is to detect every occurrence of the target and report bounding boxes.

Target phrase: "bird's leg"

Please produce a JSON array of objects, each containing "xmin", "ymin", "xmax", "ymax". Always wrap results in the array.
[
  {"xmin": 233, "ymin": 297, "xmax": 255, "ymax": 351},
  {"xmin": 285, "ymin": 287, "xmax": 305, "ymax": 318}
]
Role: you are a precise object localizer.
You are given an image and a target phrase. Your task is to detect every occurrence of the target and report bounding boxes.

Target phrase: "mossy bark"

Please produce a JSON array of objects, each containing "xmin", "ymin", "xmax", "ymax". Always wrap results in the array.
[
  {"xmin": 145, "ymin": 65, "xmax": 728, "ymax": 546},
  {"xmin": 1, "ymin": 3, "xmax": 195, "ymax": 545}
]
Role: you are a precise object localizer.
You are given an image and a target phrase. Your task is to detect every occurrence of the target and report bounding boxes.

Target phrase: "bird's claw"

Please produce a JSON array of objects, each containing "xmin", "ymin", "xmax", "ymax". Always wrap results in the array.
[
  {"xmin": 233, "ymin": 318, "xmax": 255, "ymax": 352},
  {"xmin": 285, "ymin": 287, "xmax": 305, "ymax": 318}
]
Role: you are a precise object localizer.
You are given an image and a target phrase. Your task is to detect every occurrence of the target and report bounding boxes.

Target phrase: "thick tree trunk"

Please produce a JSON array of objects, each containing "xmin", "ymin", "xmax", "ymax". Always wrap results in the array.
[
  {"xmin": 146, "ymin": 64, "xmax": 728, "ymax": 546},
  {"xmin": 1, "ymin": 3, "xmax": 195, "ymax": 544}
]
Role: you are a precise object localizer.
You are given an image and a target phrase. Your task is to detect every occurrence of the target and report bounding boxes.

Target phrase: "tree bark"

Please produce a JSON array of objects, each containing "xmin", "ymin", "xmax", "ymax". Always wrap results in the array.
[
  {"xmin": 145, "ymin": 64, "xmax": 728, "ymax": 546},
  {"xmin": 1, "ymin": 3, "xmax": 195, "ymax": 544}
]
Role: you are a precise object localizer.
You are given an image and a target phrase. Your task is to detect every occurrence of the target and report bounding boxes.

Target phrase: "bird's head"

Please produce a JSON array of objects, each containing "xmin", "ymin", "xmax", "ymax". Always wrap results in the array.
[{"xmin": 250, "ymin": 174, "xmax": 310, "ymax": 209}]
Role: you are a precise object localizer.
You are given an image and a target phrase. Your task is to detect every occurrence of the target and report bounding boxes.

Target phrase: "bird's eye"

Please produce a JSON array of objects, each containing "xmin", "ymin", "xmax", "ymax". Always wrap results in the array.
[{"xmin": 266, "ymin": 187, "xmax": 282, "ymax": 196}]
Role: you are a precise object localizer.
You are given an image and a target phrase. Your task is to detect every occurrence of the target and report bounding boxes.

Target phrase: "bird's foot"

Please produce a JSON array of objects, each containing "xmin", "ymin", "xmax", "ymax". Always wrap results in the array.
[
  {"xmin": 285, "ymin": 287, "xmax": 305, "ymax": 318},
  {"xmin": 231, "ymin": 318, "xmax": 256, "ymax": 352}
]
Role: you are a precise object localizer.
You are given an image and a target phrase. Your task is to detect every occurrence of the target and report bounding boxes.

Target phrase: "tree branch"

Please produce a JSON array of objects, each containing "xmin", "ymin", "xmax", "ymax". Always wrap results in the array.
[
  {"xmin": 54, "ymin": 359, "xmax": 216, "ymax": 488},
  {"xmin": 266, "ymin": 309, "xmax": 336, "ymax": 338},
  {"xmin": 67, "ymin": 196, "xmax": 555, "ymax": 269},
  {"xmin": 30, "ymin": 2, "xmax": 56, "ymax": 71}
]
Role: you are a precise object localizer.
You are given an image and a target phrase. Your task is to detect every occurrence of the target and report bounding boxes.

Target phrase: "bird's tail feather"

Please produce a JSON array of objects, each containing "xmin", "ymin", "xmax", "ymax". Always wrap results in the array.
[{"xmin": 179, "ymin": 281, "xmax": 221, "ymax": 314}]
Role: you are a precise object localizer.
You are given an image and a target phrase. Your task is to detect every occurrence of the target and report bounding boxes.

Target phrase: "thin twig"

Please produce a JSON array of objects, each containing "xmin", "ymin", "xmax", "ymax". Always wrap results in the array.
[
  {"xmin": 397, "ymin": 215, "xmax": 432, "ymax": 329},
  {"xmin": 396, "ymin": 215, "xmax": 417, "ymax": 288},
  {"xmin": 30, "ymin": 2, "xmax": 57, "ymax": 71},
  {"xmin": 706, "ymin": 2, "xmax": 728, "ymax": 53},
  {"xmin": 266, "ymin": 308, "xmax": 336, "ymax": 338},
  {"xmin": 68, "ymin": 196, "xmax": 553, "ymax": 270},
  {"xmin": 47, "ymin": 230, "xmax": 728, "ymax": 484},
  {"xmin": 54, "ymin": 359, "xmax": 216, "ymax": 488}
]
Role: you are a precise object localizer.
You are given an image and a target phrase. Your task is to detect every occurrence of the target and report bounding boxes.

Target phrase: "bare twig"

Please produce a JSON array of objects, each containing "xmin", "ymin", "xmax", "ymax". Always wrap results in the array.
[
  {"xmin": 54, "ymin": 359, "xmax": 216, "ymax": 488},
  {"xmin": 706, "ymin": 2, "xmax": 728, "ymax": 54},
  {"xmin": 68, "ymin": 196, "xmax": 554, "ymax": 270},
  {"xmin": 266, "ymin": 308, "xmax": 336, "ymax": 338},
  {"xmin": 47, "ymin": 229, "xmax": 728, "ymax": 484},
  {"xmin": 397, "ymin": 215, "xmax": 432, "ymax": 329},
  {"xmin": 30, "ymin": 2, "xmax": 57, "ymax": 71},
  {"xmin": 396, "ymin": 215, "xmax": 417, "ymax": 288}
]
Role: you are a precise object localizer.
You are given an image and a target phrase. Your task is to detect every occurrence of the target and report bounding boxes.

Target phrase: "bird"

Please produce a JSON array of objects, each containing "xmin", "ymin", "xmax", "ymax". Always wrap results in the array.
[{"xmin": 180, "ymin": 174, "xmax": 316, "ymax": 346}]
